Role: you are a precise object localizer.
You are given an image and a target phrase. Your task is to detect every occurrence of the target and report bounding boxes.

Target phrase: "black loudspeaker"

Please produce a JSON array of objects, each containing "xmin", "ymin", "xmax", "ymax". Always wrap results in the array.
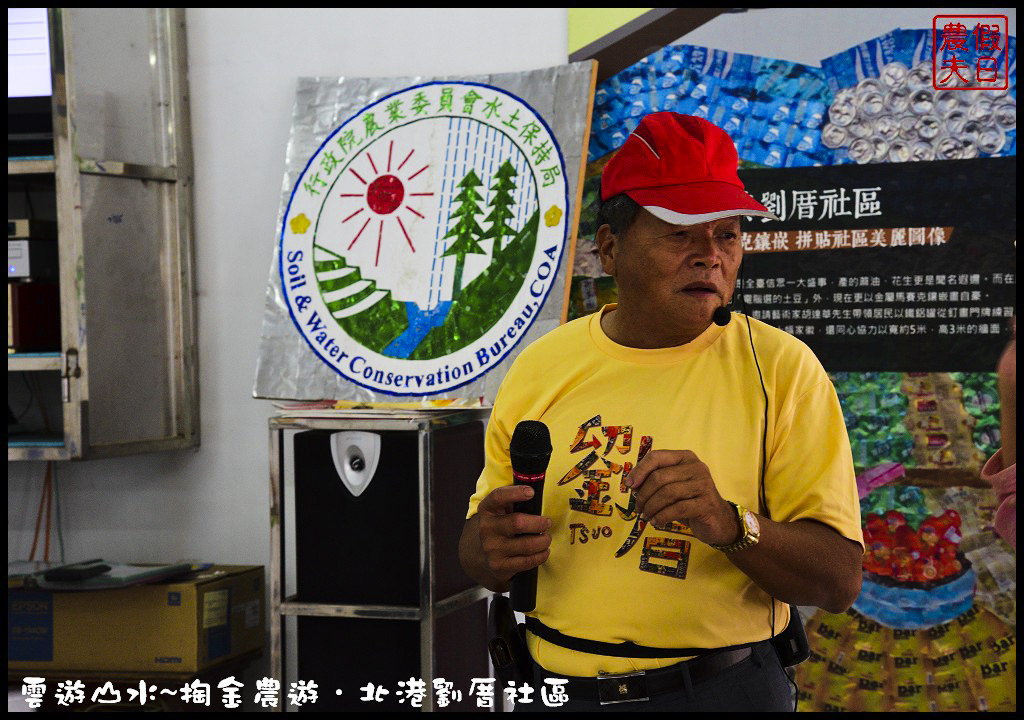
[
  {"xmin": 293, "ymin": 421, "xmax": 488, "ymax": 711},
  {"xmin": 296, "ymin": 603, "xmax": 487, "ymax": 712}
]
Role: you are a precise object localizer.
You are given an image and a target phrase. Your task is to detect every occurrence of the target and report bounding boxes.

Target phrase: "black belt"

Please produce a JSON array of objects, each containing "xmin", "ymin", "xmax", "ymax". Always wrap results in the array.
[{"xmin": 557, "ymin": 646, "xmax": 754, "ymax": 705}]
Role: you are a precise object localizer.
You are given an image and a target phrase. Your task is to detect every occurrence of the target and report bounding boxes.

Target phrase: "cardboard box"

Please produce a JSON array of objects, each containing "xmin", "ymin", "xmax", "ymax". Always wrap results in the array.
[{"xmin": 8, "ymin": 565, "xmax": 264, "ymax": 674}]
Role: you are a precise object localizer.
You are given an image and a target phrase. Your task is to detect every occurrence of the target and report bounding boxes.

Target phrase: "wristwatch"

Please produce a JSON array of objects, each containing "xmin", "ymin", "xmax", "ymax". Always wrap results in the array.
[{"xmin": 710, "ymin": 501, "xmax": 760, "ymax": 553}]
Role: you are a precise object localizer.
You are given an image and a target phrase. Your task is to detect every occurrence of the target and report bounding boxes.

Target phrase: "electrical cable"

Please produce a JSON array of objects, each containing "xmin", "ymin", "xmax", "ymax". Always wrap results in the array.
[
  {"xmin": 31, "ymin": 373, "xmax": 52, "ymax": 432},
  {"xmin": 24, "ymin": 183, "xmax": 36, "ymax": 219},
  {"xmin": 29, "ymin": 462, "xmax": 48, "ymax": 561},
  {"xmin": 43, "ymin": 461, "xmax": 53, "ymax": 562},
  {"xmin": 28, "ymin": 463, "xmax": 57, "ymax": 563},
  {"xmin": 53, "ymin": 461, "xmax": 66, "ymax": 562},
  {"xmin": 739, "ymin": 262, "xmax": 799, "ymax": 710},
  {"xmin": 14, "ymin": 373, "xmax": 37, "ymax": 423}
]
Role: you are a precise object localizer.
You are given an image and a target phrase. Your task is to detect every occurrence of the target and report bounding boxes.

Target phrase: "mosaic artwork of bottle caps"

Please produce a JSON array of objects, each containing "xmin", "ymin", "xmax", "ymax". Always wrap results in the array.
[{"xmin": 573, "ymin": 27, "xmax": 1014, "ymax": 709}]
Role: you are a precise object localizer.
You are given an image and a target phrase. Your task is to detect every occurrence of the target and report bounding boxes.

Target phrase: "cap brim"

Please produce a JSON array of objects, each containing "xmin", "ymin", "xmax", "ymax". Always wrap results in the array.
[
  {"xmin": 643, "ymin": 206, "xmax": 781, "ymax": 225},
  {"xmin": 627, "ymin": 182, "xmax": 781, "ymax": 225}
]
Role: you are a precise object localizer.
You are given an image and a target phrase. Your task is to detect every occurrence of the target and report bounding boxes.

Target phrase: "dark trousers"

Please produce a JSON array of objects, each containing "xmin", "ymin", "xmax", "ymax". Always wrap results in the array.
[{"xmin": 514, "ymin": 640, "xmax": 794, "ymax": 712}]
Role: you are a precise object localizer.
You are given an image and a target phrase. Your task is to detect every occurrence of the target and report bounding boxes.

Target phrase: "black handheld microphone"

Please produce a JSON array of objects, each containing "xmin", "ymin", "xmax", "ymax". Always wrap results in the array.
[{"xmin": 509, "ymin": 420, "xmax": 552, "ymax": 612}]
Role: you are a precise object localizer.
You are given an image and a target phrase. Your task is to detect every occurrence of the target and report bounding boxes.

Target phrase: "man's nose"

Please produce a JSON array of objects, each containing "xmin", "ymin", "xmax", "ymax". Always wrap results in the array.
[{"xmin": 689, "ymin": 233, "xmax": 721, "ymax": 268}]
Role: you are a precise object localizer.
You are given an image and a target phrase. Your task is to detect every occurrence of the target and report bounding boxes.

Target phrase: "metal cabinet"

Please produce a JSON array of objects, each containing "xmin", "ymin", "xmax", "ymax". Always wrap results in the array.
[
  {"xmin": 269, "ymin": 410, "xmax": 492, "ymax": 712},
  {"xmin": 8, "ymin": 8, "xmax": 198, "ymax": 460}
]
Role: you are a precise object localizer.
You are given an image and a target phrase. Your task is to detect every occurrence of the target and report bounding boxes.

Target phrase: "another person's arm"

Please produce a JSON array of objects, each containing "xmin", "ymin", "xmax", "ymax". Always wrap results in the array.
[
  {"xmin": 982, "ymin": 317, "xmax": 1015, "ymax": 549},
  {"xmin": 997, "ymin": 317, "xmax": 1015, "ymax": 467}
]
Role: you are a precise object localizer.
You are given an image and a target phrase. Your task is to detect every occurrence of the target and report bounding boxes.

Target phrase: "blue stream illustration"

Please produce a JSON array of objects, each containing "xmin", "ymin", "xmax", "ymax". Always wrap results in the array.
[{"xmin": 382, "ymin": 301, "xmax": 453, "ymax": 358}]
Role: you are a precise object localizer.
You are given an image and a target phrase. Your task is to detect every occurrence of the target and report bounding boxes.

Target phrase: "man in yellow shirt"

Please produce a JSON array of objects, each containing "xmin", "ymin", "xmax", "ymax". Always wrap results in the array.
[{"xmin": 459, "ymin": 112, "xmax": 864, "ymax": 711}]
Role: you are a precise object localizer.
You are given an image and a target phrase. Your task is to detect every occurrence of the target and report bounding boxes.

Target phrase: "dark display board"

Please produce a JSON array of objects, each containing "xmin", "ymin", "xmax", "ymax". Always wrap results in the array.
[{"xmin": 738, "ymin": 157, "xmax": 1015, "ymax": 371}]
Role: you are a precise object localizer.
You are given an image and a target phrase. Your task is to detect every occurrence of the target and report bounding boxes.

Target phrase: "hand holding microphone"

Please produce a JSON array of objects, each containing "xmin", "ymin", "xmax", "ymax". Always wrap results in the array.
[
  {"xmin": 473, "ymin": 421, "xmax": 552, "ymax": 603},
  {"xmin": 509, "ymin": 421, "xmax": 552, "ymax": 611}
]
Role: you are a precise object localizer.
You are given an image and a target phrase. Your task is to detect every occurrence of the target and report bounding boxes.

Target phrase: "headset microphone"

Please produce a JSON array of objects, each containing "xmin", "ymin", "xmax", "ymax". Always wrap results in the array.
[
  {"xmin": 714, "ymin": 274, "xmax": 746, "ymax": 327},
  {"xmin": 712, "ymin": 304, "xmax": 732, "ymax": 327},
  {"xmin": 509, "ymin": 420, "xmax": 552, "ymax": 612}
]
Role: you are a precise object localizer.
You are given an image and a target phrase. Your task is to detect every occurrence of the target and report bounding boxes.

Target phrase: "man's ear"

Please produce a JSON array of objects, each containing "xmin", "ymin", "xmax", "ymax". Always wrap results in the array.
[{"xmin": 596, "ymin": 224, "xmax": 618, "ymax": 277}]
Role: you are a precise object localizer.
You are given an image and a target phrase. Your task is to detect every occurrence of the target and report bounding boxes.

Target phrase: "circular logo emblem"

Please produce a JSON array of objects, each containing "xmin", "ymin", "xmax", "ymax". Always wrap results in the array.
[{"xmin": 280, "ymin": 82, "xmax": 568, "ymax": 396}]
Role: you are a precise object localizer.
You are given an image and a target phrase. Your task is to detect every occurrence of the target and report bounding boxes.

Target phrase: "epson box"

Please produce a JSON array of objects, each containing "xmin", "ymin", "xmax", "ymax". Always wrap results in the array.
[{"xmin": 8, "ymin": 565, "xmax": 264, "ymax": 674}]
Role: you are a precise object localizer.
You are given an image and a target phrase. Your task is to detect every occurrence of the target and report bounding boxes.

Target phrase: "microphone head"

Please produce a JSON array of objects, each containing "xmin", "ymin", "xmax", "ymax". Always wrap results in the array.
[
  {"xmin": 712, "ymin": 305, "xmax": 732, "ymax": 327},
  {"xmin": 510, "ymin": 420, "xmax": 552, "ymax": 474}
]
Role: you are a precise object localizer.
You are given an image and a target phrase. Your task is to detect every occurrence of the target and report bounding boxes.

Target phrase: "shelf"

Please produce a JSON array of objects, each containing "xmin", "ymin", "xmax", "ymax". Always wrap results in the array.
[
  {"xmin": 8, "ymin": 435, "xmax": 71, "ymax": 462},
  {"xmin": 278, "ymin": 586, "xmax": 488, "ymax": 621},
  {"xmin": 8, "ymin": 434, "xmax": 65, "ymax": 447},
  {"xmin": 7, "ymin": 10, "xmax": 199, "ymax": 461},
  {"xmin": 8, "ymin": 156, "xmax": 56, "ymax": 175},
  {"xmin": 280, "ymin": 599, "xmax": 422, "ymax": 621},
  {"xmin": 270, "ymin": 415, "xmax": 491, "ymax": 712},
  {"xmin": 77, "ymin": 158, "xmax": 178, "ymax": 182},
  {"xmin": 8, "ymin": 352, "xmax": 62, "ymax": 372}
]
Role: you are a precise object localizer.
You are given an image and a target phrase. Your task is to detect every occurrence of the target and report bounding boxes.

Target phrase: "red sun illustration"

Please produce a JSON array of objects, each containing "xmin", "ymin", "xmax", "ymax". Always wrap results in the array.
[
  {"xmin": 367, "ymin": 174, "xmax": 404, "ymax": 214},
  {"xmin": 339, "ymin": 140, "xmax": 433, "ymax": 266}
]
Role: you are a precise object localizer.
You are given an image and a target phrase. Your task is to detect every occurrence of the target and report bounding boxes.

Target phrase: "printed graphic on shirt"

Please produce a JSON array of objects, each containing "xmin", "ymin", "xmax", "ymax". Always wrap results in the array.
[
  {"xmin": 640, "ymin": 537, "xmax": 692, "ymax": 579},
  {"xmin": 560, "ymin": 414, "xmax": 693, "ymax": 579},
  {"xmin": 568, "ymin": 523, "xmax": 614, "ymax": 544}
]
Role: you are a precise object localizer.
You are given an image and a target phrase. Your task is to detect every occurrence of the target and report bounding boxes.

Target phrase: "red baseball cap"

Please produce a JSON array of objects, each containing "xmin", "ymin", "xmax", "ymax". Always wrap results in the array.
[{"xmin": 601, "ymin": 112, "xmax": 780, "ymax": 225}]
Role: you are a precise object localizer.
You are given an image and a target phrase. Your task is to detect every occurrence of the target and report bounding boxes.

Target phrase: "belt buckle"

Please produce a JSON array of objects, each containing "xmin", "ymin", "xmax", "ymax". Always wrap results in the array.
[{"xmin": 596, "ymin": 670, "xmax": 649, "ymax": 705}]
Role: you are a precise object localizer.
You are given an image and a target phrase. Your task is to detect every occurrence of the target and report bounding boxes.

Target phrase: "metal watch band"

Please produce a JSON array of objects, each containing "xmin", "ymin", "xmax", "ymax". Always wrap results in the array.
[{"xmin": 711, "ymin": 501, "xmax": 759, "ymax": 553}]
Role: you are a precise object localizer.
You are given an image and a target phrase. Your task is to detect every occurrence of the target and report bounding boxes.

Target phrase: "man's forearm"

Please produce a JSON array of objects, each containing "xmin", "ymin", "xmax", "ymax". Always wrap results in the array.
[{"xmin": 725, "ymin": 517, "xmax": 863, "ymax": 614}]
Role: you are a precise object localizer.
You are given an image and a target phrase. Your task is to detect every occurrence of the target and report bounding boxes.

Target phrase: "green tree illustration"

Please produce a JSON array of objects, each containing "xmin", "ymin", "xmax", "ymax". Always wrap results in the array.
[
  {"xmin": 443, "ymin": 169, "xmax": 486, "ymax": 296},
  {"xmin": 482, "ymin": 159, "xmax": 519, "ymax": 253},
  {"xmin": 410, "ymin": 208, "xmax": 539, "ymax": 360}
]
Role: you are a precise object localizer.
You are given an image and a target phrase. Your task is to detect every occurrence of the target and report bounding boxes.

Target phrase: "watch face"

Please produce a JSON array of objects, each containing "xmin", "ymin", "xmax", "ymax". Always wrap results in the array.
[{"xmin": 744, "ymin": 510, "xmax": 760, "ymax": 535}]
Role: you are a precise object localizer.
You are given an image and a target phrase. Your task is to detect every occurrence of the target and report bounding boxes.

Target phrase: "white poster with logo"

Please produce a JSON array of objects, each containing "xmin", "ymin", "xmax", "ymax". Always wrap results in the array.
[{"xmin": 254, "ymin": 64, "xmax": 595, "ymax": 402}]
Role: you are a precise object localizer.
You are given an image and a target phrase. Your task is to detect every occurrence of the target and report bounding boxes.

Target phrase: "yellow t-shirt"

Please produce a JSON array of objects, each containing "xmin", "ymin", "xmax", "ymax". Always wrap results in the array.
[{"xmin": 467, "ymin": 305, "xmax": 862, "ymax": 676}]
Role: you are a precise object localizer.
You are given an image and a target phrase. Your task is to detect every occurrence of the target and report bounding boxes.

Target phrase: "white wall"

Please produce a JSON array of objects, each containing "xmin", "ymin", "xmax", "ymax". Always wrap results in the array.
[{"xmin": 7, "ymin": 8, "xmax": 569, "ymax": 565}]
